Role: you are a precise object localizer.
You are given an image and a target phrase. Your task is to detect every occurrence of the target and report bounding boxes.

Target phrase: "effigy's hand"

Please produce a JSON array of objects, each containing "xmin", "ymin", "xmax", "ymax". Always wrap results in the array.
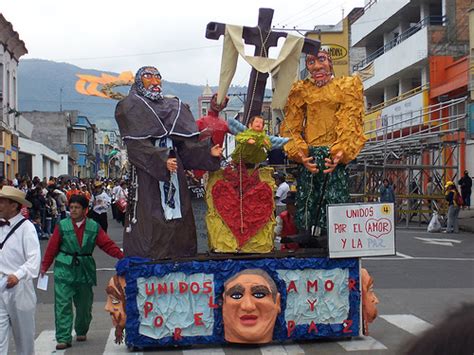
[
  {"xmin": 323, "ymin": 151, "xmax": 343, "ymax": 173},
  {"xmin": 167, "ymin": 158, "xmax": 178, "ymax": 173},
  {"xmin": 247, "ymin": 138, "xmax": 256, "ymax": 144},
  {"xmin": 211, "ymin": 144, "xmax": 223, "ymax": 157},
  {"xmin": 299, "ymin": 152, "xmax": 318, "ymax": 174}
]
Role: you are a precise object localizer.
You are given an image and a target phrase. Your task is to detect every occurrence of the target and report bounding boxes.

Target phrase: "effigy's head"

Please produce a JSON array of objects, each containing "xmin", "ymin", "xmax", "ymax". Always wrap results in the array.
[
  {"xmin": 105, "ymin": 275, "xmax": 127, "ymax": 344},
  {"xmin": 305, "ymin": 50, "xmax": 334, "ymax": 87},
  {"xmin": 222, "ymin": 269, "xmax": 281, "ymax": 344},
  {"xmin": 135, "ymin": 66, "xmax": 163, "ymax": 101},
  {"xmin": 361, "ymin": 268, "xmax": 379, "ymax": 334},
  {"xmin": 248, "ymin": 115, "xmax": 265, "ymax": 132}
]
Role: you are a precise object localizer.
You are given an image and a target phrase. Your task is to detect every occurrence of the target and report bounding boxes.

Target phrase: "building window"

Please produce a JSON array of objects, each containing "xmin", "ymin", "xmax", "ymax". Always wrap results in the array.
[{"xmin": 72, "ymin": 130, "xmax": 86, "ymax": 144}]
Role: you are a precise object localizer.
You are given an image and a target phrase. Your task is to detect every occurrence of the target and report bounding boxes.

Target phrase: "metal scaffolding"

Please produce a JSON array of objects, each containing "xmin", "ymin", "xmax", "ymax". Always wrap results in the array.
[{"xmin": 349, "ymin": 96, "xmax": 468, "ymax": 226}]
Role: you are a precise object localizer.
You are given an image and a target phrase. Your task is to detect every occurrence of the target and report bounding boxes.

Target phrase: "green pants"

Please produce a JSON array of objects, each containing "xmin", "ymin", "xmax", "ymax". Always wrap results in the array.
[
  {"xmin": 54, "ymin": 280, "xmax": 93, "ymax": 343},
  {"xmin": 295, "ymin": 146, "xmax": 349, "ymax": 233}
]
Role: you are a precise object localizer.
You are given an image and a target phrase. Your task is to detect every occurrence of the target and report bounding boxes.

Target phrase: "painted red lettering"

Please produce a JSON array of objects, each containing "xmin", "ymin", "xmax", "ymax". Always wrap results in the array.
[
  {"xmin": 173, "ymin": 328, "xmax": 182, "ymax": 341},
  {"xmin": 287, "ymin": 280, "xmax": 298, "ymax": 293},
  {"xmin": 208, "ymin": 295, "xmax": 219, "ymax": 309},
  {"xmin": 307, "ymin": 298, "xmax": 317, "ymax": 311},
  {"xmin": 341, "ymin": 238, "xmax": 347, "ymax": 249},
  {"xmin": 325, "ymin": 280, "xmax": 334, "ymax": 291},
  {"xmin": 190, "ymin": 282, "xmax": 200, "ymax": 294},
  {"xmin": 144, "ymin": 301, "xmax": 153, "ymax": 318},
  {"xmin": 287, "ymin": 320, "xmax": 296, "ymax": 337},
  {"xmin": 343, "ymin": 319, "xmax": 353, "ymax": 333},
  {"xmin": 157, "ymin": 283, "xmax": 167, "ymax": 294},
  {"xmin": 203, "ymin": 281, "xmax": 213, "ymax": 294},
  {"xmin": 307, "ymin": 280, "xmax": 318, "ymax": 292},
  {"xmin": 194, "ymin": 313, "xmax": 204, "ymax": 326},
  {"xmin": 145, "ymin": 283, "xmax": 155, "ymax": 296},
  {"xmin": 170, "ymin": 282, "xmax": 174, "ymax": 294},
  {"xmin": 154, "ymin": 315, "xmax": 163, "ymax": 327},
  {"xmin": 179, "ymin": 282, "xmax": 188, "ymax": 293},
  {"xmin": 308, "ymin": 321, "xmax": 318, "ymax": 334},
  {"xmin": 348, "ymin": 278, "xmax": 357, "ymax": 291},
  {"xmin": 334, "ymin": 223, "xmax": 346, "ymax": 233}
]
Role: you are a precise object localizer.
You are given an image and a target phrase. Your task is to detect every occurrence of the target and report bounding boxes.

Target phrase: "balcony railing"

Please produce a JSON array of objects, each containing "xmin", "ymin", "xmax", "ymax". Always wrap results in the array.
[
  {"xmin": 353, "ymin": 16, "xmax": 446, "ymax": 72},
  {"xmin": 366, "ymin": 84, "xmax": 429, "ymax": 114}
]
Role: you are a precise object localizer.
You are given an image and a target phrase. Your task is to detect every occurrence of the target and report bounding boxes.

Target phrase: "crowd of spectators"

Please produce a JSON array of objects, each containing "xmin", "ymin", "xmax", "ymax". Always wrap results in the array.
[{"xmin": 1, "ymin": 173, "xmax": 128, "ymax": 239}]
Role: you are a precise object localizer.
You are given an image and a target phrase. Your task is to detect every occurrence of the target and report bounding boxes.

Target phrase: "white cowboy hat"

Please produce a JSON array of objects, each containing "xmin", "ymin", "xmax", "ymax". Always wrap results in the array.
[{"xmin": 0, "ymin": 186, "xmax": 32, "ymax": 208}]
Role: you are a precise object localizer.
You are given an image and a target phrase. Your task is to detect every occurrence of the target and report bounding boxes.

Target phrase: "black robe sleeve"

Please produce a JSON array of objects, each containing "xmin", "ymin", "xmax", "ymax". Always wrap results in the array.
[
  {"xmin": 125, "ymin": 139, "xmax": 170, "ymax": 182},
  {"xmin": 174, "ymin": 137, "xmax": 221, "ymax": 172}
]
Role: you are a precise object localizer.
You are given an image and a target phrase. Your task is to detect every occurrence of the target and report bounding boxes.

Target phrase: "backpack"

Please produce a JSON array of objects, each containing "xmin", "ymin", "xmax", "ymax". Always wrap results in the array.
[{"xmin": 455, "ymin": 191, "xmax": 464, "ymax": 207}]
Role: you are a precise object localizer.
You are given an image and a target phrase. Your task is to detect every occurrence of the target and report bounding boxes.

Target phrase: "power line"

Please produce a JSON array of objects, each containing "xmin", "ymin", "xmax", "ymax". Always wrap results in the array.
[
  {"xmin": 296, "ymin": 2, "xmax": 346, "ymax": 27},
  {"xmin": 274, "ymin": 0, "xmax": 325, "ymax": 27},
  {"xmin": 286, "ymin": 1, "xmax": 335, "ymax": 28}
]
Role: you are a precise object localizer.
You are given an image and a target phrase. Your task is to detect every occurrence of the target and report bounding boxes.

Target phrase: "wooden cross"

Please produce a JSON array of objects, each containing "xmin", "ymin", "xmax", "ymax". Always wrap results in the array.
[{"xmin": 206, "ymin": 8, "xmax": 320, "ymax": 124}]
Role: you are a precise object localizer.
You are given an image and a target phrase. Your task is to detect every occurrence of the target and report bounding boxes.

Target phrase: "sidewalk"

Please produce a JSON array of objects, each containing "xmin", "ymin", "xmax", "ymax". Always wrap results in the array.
[{"xmin": 458, "ymin": 208, "xmax": 474, "ymax": 233}]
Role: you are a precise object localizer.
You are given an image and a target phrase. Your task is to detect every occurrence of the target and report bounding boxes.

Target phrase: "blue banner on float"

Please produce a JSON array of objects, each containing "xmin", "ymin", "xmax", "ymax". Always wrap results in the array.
[{"xmin": 117, "ymin": 256, "xmax": 360, "ymax": 348}]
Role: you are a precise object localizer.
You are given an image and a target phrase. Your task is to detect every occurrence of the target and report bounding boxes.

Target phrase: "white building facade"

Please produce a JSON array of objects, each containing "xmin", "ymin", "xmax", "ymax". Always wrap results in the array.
[{"xmin": 19, "ymin": 137, "xmax": 68, "ymax": 179}]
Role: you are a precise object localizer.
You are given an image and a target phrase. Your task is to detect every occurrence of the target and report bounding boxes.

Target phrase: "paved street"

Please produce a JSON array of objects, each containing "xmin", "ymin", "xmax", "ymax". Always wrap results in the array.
[{"xmin": 13, "ymin": 215, "xmax": 474, "ymax": 354}]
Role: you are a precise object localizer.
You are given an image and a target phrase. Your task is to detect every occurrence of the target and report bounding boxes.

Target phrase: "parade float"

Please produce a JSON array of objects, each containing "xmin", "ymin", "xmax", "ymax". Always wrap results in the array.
[{"xmin": 78, "ymin": 8, "xmax": 394, "ymax": 350}]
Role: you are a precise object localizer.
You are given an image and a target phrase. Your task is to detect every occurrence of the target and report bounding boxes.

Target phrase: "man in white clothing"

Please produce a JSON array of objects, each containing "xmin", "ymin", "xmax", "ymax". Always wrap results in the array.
[
  {"xmin": 275, "ymin": 174, "xmax": 290, "ymax": 215},
  {"xmin": 89, "ymin": 181, "xmax": 111, "ymax": 232},
  {"xmin": 0, "ymin": 186, "xmax": 41, "ymax": 355}
]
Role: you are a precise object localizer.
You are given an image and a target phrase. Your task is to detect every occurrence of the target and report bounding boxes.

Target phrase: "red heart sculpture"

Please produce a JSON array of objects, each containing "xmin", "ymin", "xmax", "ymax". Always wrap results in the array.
[
  {"xmin": 212, "ymin": 179, "xmax": 273, "ymax": 248},
  {"xmin": 365, "ymin": 218, "xmax": 392, "ymax": 239}
]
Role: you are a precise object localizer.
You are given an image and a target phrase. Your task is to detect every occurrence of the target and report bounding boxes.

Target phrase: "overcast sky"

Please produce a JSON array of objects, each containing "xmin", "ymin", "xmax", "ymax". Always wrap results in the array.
[{"xmin": 2, "ymin": 0, "xmax": 365, "ymax": 86}]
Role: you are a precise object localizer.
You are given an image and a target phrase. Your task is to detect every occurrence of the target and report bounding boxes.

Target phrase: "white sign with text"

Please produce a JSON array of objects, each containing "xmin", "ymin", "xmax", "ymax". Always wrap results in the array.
[{"xmin": 328, "ymin": 203, "xmax": 395, "ymax": 258}]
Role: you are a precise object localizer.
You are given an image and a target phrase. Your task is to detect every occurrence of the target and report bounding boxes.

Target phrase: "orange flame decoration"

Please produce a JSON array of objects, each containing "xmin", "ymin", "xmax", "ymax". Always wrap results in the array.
[{"xmin": 75, "ymin": 71, "xmax": 134, "ymax": 100}]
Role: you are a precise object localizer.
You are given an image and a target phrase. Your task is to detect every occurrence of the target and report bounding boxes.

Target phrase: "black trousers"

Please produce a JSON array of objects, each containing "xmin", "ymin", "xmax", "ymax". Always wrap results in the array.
[{"xmin": 88, "ymin": 210, "xmax": 108, "ymax": 232}]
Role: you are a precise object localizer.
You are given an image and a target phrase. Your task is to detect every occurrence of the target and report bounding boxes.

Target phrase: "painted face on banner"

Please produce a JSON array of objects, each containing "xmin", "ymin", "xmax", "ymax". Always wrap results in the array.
[
  {"xmin": 361, "ymin": 268, "xmax": 379, "ymax": 329},
  {"xmin": 105, "ymin": 275, "xmax": 127, "ymax": 344},
  {"xmin": 306, "ymin": 51, "xmax": 333, "ymax": 87},
  {"xmin": 222, "ymin": 270, "xmax": 281, "ymax": 343},
  {"xmin": 135, "ymin": 66, "xmax": 163, "ymax": 101}
]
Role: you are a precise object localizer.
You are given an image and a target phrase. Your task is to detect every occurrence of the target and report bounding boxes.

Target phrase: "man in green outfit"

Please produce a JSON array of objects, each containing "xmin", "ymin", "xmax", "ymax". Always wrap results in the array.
[{"xmin": 41, "ymin": 194, "xmax": 124, "ymax": 350}]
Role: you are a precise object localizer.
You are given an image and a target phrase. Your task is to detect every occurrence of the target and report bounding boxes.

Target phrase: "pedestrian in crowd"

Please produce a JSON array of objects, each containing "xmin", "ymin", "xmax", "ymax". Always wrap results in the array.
[
  {"xmin": 274, "ymin": 173, "xmax": 290, "ymax": 215},
  {"xmin": 40, "ymin": 194, "xmax": 123, "ymax": 350},
  {"xmin": 274, "ymin": 191, "xmax": 299, "ymax": 251},
  {"xmin": 66, "ymin": 182, "xmax": 80, "ymax": 204},
  {"xmin": 444, "ymin": 181, "xmax": 461, "ymax": 233},
  {"xmin": 79, "ymin": 183, "xmax": 91, "ymax": 203},
  {"xmin": 426, "ymin": 176, "xmax": 435, "ymax": 210},
  {"xmin": 27, "ymin": 186, "xmax": 46, "ymax": 231},
  {"xmin": 379, "ymin": 178, "xmax": 395, "ymax": 203},
  {"xmin": 0, "ymin": 186, "xmax": 41, "ymax": 355},
  {"xmin": 458, "ymin": 170, "xmax": 472, "ymax": 210},
  {"xmin": 110, "ymin": 180, "xmax": 120, "ymax": 221},
  {"xmin": 32, "ymin": 213, "xmax": 47, "ymax": 240},
  {"xmin": 54, "ymin": 187, "xmax": 67, "ymax": 220},
  {"xmin": 88, "ymin": 181, "xmax": 111, "ymax": 232},
  {"xmin": 45, "ymin": 190, "xmax": 58, "ymax": 238},
  {"xmin": 12, "ymin": 173, "xmax": 20, "ymax": 188},
  {"xmin": 0, "ymin": 177, "xmax": 7, "ymax": 190},
  {"xmin": 115, "ymin": 181, "xmax": 128, "ymax": 226}
]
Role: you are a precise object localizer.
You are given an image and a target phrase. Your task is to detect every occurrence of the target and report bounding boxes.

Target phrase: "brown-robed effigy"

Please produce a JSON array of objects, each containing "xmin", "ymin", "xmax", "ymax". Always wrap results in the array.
[{"xmin": 115, "ymin": 67, "xmax": 220, "ymax": 259}]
